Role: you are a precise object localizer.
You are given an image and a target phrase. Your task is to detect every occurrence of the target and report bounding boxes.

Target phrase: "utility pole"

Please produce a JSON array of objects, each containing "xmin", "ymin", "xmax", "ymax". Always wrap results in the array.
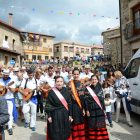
[{"xmin": 119, "ymin": 0, "xmax": 123, "ymax": 66}]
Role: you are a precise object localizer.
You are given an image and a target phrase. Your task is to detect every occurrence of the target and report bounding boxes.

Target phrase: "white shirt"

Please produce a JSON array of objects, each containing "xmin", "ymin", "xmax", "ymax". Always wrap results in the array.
[
  {"xmin": 80, "ymin": 72, "xmax": 93, "ymax": 79},
  {"xmin": 0, "ymin": 78, "xmax": 15, "ymax": 99},
  {"xmin": 104, "ymin": 98, "xmax": 116, "ymax": 112},
  {"xmin": 10, "ymin": 73, "xmax": 17, "ymax": 80},
  {"xmin": 41, "ymin": 74, "xmax": 55, "ymax": 88},
  {"xmin": 21, "ymin": 78, "xmax": 39, "ymax": 96},
  {"xmin": 23, "ymin": 72, "xmax": 28, "ymax": 79},
  {"xmin": 60, "ymin": 71, "xmax": 68, "ymax": 78}
]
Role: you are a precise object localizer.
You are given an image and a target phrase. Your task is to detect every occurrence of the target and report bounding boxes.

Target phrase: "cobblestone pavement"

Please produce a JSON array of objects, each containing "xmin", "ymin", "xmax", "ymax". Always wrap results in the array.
[{"xmin": 4, "ymin": 112, "xmax": 140, "ymax": 140}]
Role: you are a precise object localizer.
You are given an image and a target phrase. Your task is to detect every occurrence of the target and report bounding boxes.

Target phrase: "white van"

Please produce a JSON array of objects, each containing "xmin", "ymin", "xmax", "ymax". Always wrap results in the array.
[{"xmin": 122, "ymin": 49, "xmax": 140, "ymax": 115}]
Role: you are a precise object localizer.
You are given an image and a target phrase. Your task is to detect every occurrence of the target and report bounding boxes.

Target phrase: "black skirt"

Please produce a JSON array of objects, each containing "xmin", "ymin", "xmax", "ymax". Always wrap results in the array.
[
  {"xmin": 47, "ymin": 107, "xmax": 71, "ymax": 140},
  {"xmin": 87, "ymin": 101, "xmax": 106, "ymax": 129}
]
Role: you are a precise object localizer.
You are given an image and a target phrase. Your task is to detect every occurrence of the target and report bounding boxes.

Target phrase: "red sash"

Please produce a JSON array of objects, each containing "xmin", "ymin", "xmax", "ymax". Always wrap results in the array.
[{"xmin": 71, "ymin": 80, "xmax": 82, "ymax": 109}]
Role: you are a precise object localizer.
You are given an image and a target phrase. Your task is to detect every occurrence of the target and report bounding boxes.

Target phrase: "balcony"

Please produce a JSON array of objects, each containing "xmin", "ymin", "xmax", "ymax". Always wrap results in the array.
[
  {"xmin": 0, "ymin": 39, "xmax": 22, "ymax": 54},
  {"xmin": 23, "ymin": 40, "xmax": 42, "ymax": 46},
  {"xmin": 124, "ymin": 18, "xmax": 140, "ymax": 42},
  {"xmin": 75, "ymin": 50, "xmax": 80, "ymax": 54}
]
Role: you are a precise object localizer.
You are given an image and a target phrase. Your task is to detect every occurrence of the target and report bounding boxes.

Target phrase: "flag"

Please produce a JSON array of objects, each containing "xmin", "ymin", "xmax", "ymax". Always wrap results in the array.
[
  {"xmin": 42, "ymin": 9, "xmax": 44, "ymax": 12},
  {"xmin": 78, "ymin": 13, "xmax": 80, "ymax": 15},
  {"xmin": 34, "ymin": 35, "xmax": 39, "ymax": 40},
  {"xmin": 24, "ymin": 33, "xmax": 28, "ymax": 37},
  {"xmin": 51, "ymin": 10, "xmax": 53, "ymax": 13},
  {"xmin": 93, "ymin": 15, "xmax": 96, "ymax": 17},
  {"xmin": 29, "ymin": 34, "xmax": 34, "ymax": 38},
  {"xmin": 33, "ymin": 8, "xmax": 35, "ymax": 11},
  {"xmin": 60, "ymin": 11, "xmax": 63, "ymax": 14},
  {"xmin": 116, "ymin": 17, "xmax": 119, "ymax": 19},
  {"xmin": 69, "ymin": 12, "xmax": 72, "ymax": 15},
  {"xmin": 23, "ymin": 7, "xmax": 25, "ymax": 9}
]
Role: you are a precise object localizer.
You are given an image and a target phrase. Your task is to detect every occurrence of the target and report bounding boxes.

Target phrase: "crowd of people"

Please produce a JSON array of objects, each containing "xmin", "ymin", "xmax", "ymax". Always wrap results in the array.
[
  {"xmin": 0, "ymin": 63, "xmax": 133, "ymax": 140},
  {"xmin": 23, "ymin": 54, "xmax": 112, "ymax": 65}
]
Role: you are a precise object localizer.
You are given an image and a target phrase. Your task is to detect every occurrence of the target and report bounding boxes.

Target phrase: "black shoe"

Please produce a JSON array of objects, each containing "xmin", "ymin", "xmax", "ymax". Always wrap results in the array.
[
  {"xmin": 8, "ymin": 129, "xmax": 13, "ymax": 135},
  {"xmin": 110, "ymin": 124, "xmax": 113, "ymax": 127}
]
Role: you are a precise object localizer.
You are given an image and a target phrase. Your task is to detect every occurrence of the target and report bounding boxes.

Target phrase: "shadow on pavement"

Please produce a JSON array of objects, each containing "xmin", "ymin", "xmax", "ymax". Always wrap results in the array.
[
  {"xmin": 30, "ymin": 132, "xmax": 46, "ymax": 140},
  {"xmin": 110, "ymin": 131, "xmax": 140, "ymax": 140}
]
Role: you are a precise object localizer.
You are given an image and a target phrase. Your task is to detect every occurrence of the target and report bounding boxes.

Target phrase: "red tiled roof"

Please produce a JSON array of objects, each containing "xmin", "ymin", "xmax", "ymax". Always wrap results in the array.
[
  {"xmin": 20, "ymin": 30, "xmax": 56, "ymax": 38},
  {"xmin": 91, "ymin": 45, "xmax": 103, "ymax": 49},
  {"xmin": 0, "ymin": 20, "xmax": 55, "ymax": 38}
]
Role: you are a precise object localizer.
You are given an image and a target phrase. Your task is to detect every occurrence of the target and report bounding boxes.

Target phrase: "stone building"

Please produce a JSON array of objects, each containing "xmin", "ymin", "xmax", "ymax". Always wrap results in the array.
[
  {"xmin": 107, "ymin": 34, "xmax": 121, "ymax": 65},
  {"xmin": 120, "ymin": 0, "xmax": 140, "ymax": 65},
  {"xmin": 101, "ymin": 26, "xmax": 120, "ymax": 56},
  {"xmin": 21, "ymin": 31, "xmax": 55, "ymax": 61},
  {"xmin": 0, "ymin": 14, "xmax": 24, "ymax": 68},
  {"xmin": 91, "ymin": 45, "xmax": 103, "ymax": 55},
  {"xmin": 53, "ymin": 39, "xmax": 91, "ymax": 61}
]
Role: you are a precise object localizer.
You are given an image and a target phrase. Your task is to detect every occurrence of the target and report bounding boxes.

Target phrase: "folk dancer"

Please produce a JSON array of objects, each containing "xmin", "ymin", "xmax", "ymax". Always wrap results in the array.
[
  {"xmin": 0, "ymin": 69, "xmax": 18, "ymax": 135},
  {"xmin": 45, "ymin": 76, "xmax": 72, "ymax": 140},
  {"xmin": 67, "ymin": 68, "xmax": 86, "ymax": 140},
  {"xmin": 85, "ymin": 75, "xmax": 109, "ymax": 140}
]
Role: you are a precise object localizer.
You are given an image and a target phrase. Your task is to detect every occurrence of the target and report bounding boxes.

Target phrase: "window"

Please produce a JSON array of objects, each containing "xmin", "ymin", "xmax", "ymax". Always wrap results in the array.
[
  {"xmin": 5, "ymin": 36, "xmax": 8, "ymax": 41},
  {"xmin": 45, "ymin": 56, "xmax": 48, "ymax": 60},
  {"xmin": 126, "ymin": 58, "xmax": 140, "ymax": 79},
  {"xmin": 13, "ymin": 39, "xmax": 15, "ymax": 44},
  {"xmin": 49, "ymin": 48, "xmax": 52, "ymax": 52},
  {"xmin": 98, "ymin": 52, "xmax": 100, "ymax": 54},
  {"xmin": 43, "ymin": 38, "xmax": 46, "ymax": 43},
  {"xmin": 64, "ymin": 46, "xmax": 68, "ymax": 52},
  {"xmin": 26, "ymin": 55, "xmax": 28, "ymax": 60},
  {"xmin": 43, "ymin": 47, "xmax": 47, "ymax": 51},
  {"xmin": 133, "ymin": 4, "xmax": 140, "ymax": 35}
]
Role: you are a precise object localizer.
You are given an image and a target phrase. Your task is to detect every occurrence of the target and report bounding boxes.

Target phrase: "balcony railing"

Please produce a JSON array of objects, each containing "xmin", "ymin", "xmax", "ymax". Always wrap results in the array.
[
  {"xmin": 124, "ymin": 18, "xmax": 140, "ymax": 40},
  {"xmin": 23, "ymin": 40, "xmax": 42, "ymax": 46},
  {"xmin": 0, "ymin": 39, "xmax": 22, "ymax": 54}
]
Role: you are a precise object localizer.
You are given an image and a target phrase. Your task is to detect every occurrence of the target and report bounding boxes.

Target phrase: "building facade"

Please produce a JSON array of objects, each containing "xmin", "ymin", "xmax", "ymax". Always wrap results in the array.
[
  {"xmin": 91, "ymin": 45, "xmax": 103, "ymax": 55},
  {"xmin": 53, "ymin": 39, "xmax": 91, "ymax": 61},
  {"xmin": 0, "ymin": 20, "xmax": 23, "ymax": 68},
  {"xmin": 101, "ymin": 26, "xmax": 120, "ymax": 56},
  {"xmin": 121, "ymin": 0, "xmax": 140, "ymax": 65},
  {"xmin": 21, "ymin": 31, "xmax": 55, "ymax": 61},
  {"xmin": 107, "ymin": 34, "xmax": 121, "ymax": 65}
]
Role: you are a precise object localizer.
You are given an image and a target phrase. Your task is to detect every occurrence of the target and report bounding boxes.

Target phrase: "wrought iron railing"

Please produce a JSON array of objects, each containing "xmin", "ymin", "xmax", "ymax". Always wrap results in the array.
[{"xmin": 124, "ymin": 18, "xmax": 140, "ymax": 39}]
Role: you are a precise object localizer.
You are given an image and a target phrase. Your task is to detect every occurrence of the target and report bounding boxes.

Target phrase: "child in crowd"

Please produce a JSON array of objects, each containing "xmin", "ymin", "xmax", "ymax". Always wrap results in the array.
[
  {"xmin": 104, "ymin": 94, "xmax": 116, "ymax": 127},
  {"xmin": 102, "ymin": 81, "xmax": 110, "ymax": 97}
]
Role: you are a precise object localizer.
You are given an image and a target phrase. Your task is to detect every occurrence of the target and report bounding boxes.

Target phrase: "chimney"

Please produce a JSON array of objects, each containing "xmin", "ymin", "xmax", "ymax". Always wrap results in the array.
[{"xmin": 9, "ymin": 13, "xmax": 13, "ymax": 26}]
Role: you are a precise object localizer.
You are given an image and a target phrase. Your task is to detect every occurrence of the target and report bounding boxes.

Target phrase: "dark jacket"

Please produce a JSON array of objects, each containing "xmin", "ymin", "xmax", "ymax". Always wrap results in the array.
[{"xmin": 0, "ymin": 95, "xmax": 9, "ymax": 133}]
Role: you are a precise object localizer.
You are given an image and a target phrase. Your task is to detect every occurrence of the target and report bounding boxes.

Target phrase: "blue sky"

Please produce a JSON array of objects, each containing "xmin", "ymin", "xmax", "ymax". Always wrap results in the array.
[{"xmin": 0, "ymin": 0, "xmax": 120, "ymax": 45}]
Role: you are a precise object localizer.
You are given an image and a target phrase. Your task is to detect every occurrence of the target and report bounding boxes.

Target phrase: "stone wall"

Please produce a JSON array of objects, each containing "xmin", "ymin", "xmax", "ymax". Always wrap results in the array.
[
  {"xmin": 121, "ymin": 0, "xmax": 140, "ymax": 66},
  {"xmin": 102, "ymin": 28, "xmax": 120, "ymax": 56},
  {"xmin": 109, "ymin": 37, "xmax": 121, "ymax": 65}
]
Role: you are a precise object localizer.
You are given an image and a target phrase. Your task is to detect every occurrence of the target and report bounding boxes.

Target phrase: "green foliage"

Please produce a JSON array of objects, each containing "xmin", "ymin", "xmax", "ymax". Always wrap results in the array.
[{"xmin": 75, "ymin": 61, "xmax": 78, "ymax": 65}]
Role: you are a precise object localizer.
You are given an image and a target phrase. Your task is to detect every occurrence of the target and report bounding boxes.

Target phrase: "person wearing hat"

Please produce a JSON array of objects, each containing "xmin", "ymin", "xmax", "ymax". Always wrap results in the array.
[
  {"xmin": 21, "ymin": 66, "xmax": 28, "ymax": 79},
  {"xmin": 0, "ymin": 69, "xmax": 18, "ymax": 135},
  {"xmin": 79, "ymin": 65, "xmax": 93, "ymax": 79},
  {"xmin": 10, "ymin": 68, "xmax": 19, "ymax": 80}
]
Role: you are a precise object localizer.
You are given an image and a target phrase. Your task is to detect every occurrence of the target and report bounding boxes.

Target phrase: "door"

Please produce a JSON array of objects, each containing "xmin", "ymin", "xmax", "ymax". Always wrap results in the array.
[
  {"xmin": 5, "ymin": 56, "xmax": 8, "ymax": 68},
  {"xmin": 125, "ymin": 57, "xmax": 140, "ymax": 114}
]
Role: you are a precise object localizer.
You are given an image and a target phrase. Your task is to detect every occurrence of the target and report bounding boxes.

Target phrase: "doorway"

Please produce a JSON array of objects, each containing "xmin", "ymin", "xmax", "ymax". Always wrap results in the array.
[{"xmin": 5, "ymin": 56, "xmax": 8, "ymax": 68}]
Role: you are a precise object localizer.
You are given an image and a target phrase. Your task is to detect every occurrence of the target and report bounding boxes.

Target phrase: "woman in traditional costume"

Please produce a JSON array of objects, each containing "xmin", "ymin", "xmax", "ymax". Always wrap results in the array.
[
  {"xmin": 45, "ymin": 76, "xmax": 72, "ymax": 140},
  {"xmin": 67, "ymin": 68, "xmax": 86, "ymax": 140},
  {"xmin": 85, "ymin": 75, "xmax": 109, "ymax": 140}
]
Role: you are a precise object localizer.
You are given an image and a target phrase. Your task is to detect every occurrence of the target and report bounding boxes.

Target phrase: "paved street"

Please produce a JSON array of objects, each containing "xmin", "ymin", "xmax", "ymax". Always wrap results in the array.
[{"xmin": 4, "ymin": 112, "xmax": 140, "ymax": 140}]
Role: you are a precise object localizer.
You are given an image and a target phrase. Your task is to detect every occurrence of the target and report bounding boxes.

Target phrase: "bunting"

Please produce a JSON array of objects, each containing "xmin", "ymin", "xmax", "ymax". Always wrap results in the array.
[{"xmin": 0, "ymin": 4, "xmax": 119, "ymax": 19}]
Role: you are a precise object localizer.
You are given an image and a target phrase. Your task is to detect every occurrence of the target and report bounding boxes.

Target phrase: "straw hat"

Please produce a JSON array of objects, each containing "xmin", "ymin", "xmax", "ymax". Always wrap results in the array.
[
  {"xmin": 13, "ymin": 68, "xmax": 19, "ymax": 72},
  {"xmin": 2, "ymin": 69, "xmax": 10, "ymax": 75}
]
